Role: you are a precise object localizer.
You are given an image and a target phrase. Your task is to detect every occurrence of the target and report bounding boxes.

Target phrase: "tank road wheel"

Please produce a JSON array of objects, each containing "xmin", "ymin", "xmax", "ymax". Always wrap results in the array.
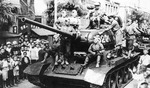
[
  {"xmin": 122, "ymin": 67, "xmax": 129, "ymax": 83},
  {"xmin": 116, "ymin": 70, "xmax": 124, "ymax": 88},
  {"xmin": 106, "ymin": 74, "xmax": 117, "ymax": 88},
  {"xmin": 128, "ymin": 65, "xmax": 133, "ymax": 80}
]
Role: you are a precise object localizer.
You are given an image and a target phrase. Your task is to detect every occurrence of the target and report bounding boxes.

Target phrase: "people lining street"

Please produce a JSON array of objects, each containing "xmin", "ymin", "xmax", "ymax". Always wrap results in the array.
[{"xmin": 0, "ymin": 35, "xmax": 51, "ymax": 88}]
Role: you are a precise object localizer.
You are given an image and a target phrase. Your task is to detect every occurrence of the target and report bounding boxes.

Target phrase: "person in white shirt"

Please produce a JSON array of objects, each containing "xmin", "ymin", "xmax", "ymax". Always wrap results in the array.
[
  {"xmin": 29, "ymin": 44, "xmax": 41, "ymax": 63},
  {"xmin": 137, "ymin": 49, "xmax": 150, "ymax": 73},
  {"xmin": 2, "ymin": 58, "xmax": 9, "ymax": 88},
  {"xmin": 13, "ymin": 56, "xmax": 19, "ymax": 84},
  {"xmin": 6, "ymin": 42, "xmax": 12, "ymax": 54}
]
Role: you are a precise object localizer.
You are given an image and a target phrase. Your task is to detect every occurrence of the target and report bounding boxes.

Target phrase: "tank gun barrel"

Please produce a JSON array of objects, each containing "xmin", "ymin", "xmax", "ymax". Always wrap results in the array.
[{"xmin": 21, "ymin": 18, "xmax": 74, "ymax": 37}]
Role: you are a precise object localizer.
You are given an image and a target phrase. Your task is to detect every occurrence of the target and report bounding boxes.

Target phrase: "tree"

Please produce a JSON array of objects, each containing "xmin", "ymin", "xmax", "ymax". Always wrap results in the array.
[
  {"xmin": 45, "ymin": 0, "xmax": 54, "ymax": 26},
  {"xmin": 0, "ymin": 0, "xmax": 19, "ymax": 31}
]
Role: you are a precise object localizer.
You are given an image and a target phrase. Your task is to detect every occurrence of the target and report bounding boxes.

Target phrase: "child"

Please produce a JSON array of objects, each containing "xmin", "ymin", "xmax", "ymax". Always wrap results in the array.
[
  {"xmin": 13, "ymin": 56, "xmax": 19, "ymax": 84},
  {"xmin": 21, "ymin": 52, "xmax": 30, "ymax": 79},
  {"xmin": 8, "ymin": 57, "xmax": 15, "ymax": 86},
  {"xmin": 2, "ymin": 58, "xmax": 9, "ymax": 88}
]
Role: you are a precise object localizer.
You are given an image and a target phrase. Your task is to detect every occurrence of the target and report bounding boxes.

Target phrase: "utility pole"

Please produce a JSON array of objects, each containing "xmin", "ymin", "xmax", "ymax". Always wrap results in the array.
[
  {"xmin": 138, "ymin": 0, "xmax": 140, "ymax": 9},
  {"xmin": 54, "ymin": 0, "xmax": 57, "ymax": 28}
]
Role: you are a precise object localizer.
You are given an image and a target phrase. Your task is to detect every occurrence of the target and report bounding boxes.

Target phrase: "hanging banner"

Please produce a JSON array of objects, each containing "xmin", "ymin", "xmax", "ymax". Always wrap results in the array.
[{"xmin": 34, "ymin": 0, "xmax": 47, "ymax": 15}]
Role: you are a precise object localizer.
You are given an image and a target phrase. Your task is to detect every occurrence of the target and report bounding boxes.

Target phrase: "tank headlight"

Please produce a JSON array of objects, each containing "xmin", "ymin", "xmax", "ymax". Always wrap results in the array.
[{"xmin": 106, "ymin": 53, "xmax": 112, "ymax": 60}]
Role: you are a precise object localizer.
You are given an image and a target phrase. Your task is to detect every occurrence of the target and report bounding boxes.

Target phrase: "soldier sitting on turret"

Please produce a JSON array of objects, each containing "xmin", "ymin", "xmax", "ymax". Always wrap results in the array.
[
  {"xmin": 86, "ymin": 2, "xmax": 102, "ymax": 29},
  {"xmin": 83, "ymin": 35, "xmax": 104, "ymax": 67},
  {"xmin": 55, "ymin": 10, "xmax": 72, "ymax": 32},
  {"xmin": 69, "ymin": 10, "xmax": 80, "ymax": 31}
]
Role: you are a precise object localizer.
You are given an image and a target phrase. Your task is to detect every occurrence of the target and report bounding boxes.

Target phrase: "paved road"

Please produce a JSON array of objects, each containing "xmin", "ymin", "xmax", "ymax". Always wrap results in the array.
[
  {"xmin": 124, "ymin": 80, "xmax": 139, "ymax": 88},
  {"xmin": 10, "ymin": 79, "xmax": 139, "ymax": 88},
  {"xmin": 10, "ymin": 80, "xmax": 40, "ymax": 88}
]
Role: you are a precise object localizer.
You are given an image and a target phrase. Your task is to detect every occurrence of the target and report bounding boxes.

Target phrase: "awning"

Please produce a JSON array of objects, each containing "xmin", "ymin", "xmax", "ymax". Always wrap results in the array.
[
  {"xmin": 31, "ymin": 28, "xmax": 55, "ymax": 36},
  {"xmin": 0, "ymin": 31, "xmax": 21, "ymax": 38}
]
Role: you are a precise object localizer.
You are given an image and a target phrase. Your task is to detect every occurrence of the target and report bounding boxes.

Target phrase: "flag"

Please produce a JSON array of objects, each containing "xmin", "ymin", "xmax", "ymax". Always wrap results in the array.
[
  {"xmin": 20, "ymin": 0, "xmax": 28, "ymax": 15},
  {"xmin": 28, "ymin": 0, "xmax": 35, "ymax": 20},
  {"xmin": 20, "ymin": 0, "xmax": 35, "ymax": 19}
]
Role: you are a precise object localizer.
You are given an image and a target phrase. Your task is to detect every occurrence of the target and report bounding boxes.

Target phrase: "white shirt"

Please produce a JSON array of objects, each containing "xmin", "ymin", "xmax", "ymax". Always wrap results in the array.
[
  {"xmin": 6, "ymin": 47, "xmax": 11, "ymax": 53},
  {"xmin": 2, "ymin": 60, "xmax": 8, "ymax": 68},
  {"xmin": 139, "ymin": 54, "xmax": 150, "ymax": 66},
  {"xmin": 29, "ymin": 47, "xmax": 40, "ymax": 60}
]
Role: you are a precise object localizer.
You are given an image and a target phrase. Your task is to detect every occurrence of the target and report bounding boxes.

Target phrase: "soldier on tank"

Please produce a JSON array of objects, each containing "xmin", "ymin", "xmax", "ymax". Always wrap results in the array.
[
  {"xmin": 141, "ymin": 20, "xmax": 149, "ymax": 34},
  {"xmin": 124, "ymin": 19, "xmax": 140, "ymax": 58},
  {"xmin": 83, "ymin": 35, "xmax": 104, "ymax": 67},
  {"xmin": 105, "ymin": 15, "xmax": 121, "ymax": 48},
  {"xmin": 87, "ymin": 2, "xmax": 102, "ymax": 29},
  {"xmin": 69, "ymin": 10, "xmax": 80, "ymax": 31},
  {"xmin": 56, "ymin": 10, "xmax": 68, "ymax": 31},
  {"xmin": 52, "ymin": 34, "xmax": 69, "ymax": 65}
]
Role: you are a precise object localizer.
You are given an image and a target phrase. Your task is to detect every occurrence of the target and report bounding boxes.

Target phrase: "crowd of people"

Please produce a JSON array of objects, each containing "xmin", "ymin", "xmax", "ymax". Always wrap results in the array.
[{"xmin": 0, "ymin": 36, "xmax": 50, "ymax": 88}]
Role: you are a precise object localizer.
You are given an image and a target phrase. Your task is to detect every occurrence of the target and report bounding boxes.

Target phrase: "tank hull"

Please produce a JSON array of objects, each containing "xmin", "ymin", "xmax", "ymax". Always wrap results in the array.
[{"xmin": 25, "ymin": 53, "xmax": 140, "ymax": 88}]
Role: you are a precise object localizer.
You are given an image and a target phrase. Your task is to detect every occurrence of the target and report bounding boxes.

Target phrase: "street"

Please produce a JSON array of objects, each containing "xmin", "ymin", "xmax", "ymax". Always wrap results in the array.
[
  {"xmin": 124, "ymin": 80, "xmax": 139, "ymax": 88},
  {"xmin": 10, "ymin": 80, "xmax": 40, "ymax": 88},
  {"xmin": 10, "ymin": 79, "xmax": 137, "ymax": 88}
]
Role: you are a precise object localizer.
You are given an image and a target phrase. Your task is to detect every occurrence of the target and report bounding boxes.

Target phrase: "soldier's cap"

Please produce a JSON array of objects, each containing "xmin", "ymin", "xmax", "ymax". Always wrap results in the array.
[
  {"xmin": 108, "ymin": 15, "xmax": 116, "ymax": 19},
  {"xmin": 94, "ymin": 2, "xmax": 100, "ymax": 6},
  {"xmin": 6, "ymin": 41, "xmax": 11, "ymax": 45}
]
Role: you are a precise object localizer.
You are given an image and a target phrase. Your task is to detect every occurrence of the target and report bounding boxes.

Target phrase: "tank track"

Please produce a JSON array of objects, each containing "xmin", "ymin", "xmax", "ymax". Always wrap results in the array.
[{"xmin": 103, "ymin": 54, "xmax": 140, "ymax": 88}]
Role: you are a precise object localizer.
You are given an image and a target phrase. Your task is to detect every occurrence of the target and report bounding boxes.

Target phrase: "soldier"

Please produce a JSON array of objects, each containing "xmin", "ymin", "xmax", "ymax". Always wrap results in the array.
[
  {"xmin": 69, "ymin": 10, "xmax": 80, "ymax": 31},
  {"xmin": 52, "ymin": 34, "xmax": 61, "ymax": 65},
  {"xmin": 106, "ymin": 15, "xmax": 120, "ymax": 34},
  {"xmin": 132, "ymin": 20, "xmax": 140, "ymax": 35},
  {"xmin": 55, "ymin": 10, "xmax": 69, "ymax": 32},
  {"xmin": 124, "ymin": 19, "xmax": 140, "ymax": 58},
  {"xmin": 141, "ymin": 20, "xmax": 148, "ymax": 34},
  {"xmin": 83, "ymin": 35, "xmax": 104, "ymax": 67},
  {"xmin": 106, "ymin": 15, "xmax": 121, "ymax": 47},
  {"xmin": 86, "ymin": 2, "xmax": 102, "ymax": 29}
]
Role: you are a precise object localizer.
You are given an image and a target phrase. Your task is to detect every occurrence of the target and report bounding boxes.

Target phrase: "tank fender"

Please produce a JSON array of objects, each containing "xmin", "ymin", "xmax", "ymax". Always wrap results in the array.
[
  {"xmin": 84, "ymin": 68, "xmax": 108, "ymax": 86},
  {"xmin": 24, "ymin": 62, "xmax": 51, "ymax": 75}
]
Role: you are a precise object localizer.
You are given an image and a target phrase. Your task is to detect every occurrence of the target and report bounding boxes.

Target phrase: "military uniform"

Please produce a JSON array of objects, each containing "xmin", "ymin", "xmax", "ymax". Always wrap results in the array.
[{"xmin": 84, "ymin": 38, "xmax": 104, "ymax": 67}]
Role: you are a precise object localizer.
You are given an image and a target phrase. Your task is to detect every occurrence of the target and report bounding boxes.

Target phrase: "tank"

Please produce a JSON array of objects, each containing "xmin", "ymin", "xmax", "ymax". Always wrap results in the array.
[{"xmin": 22, "ymin": 18, "xmax": 140, "ymax": 88}]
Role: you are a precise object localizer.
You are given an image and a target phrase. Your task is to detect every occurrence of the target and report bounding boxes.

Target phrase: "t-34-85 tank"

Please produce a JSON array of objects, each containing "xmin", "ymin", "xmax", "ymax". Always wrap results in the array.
[{"xmin": 22, "ymin": 18, "xmax": 140, "ymax": 88}]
